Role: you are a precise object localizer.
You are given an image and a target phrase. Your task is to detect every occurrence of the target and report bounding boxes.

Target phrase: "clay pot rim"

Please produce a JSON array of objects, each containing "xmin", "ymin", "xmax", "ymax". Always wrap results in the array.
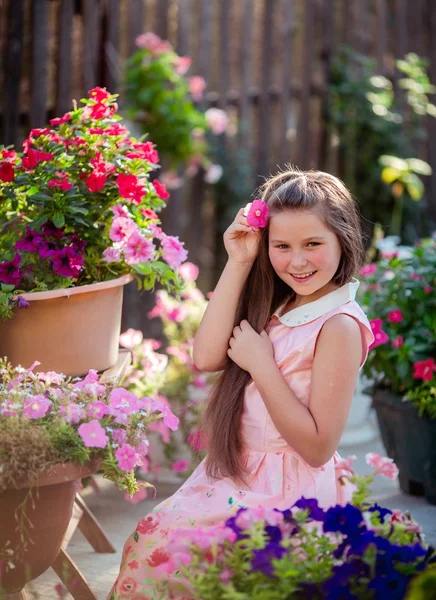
[
  {"xmin": 9, "ymin": 457, "xmax": 102, "ymax": 490},
  {"xmin": 19, "ymin": 274, "xmax": 134, "ymax": 302}
]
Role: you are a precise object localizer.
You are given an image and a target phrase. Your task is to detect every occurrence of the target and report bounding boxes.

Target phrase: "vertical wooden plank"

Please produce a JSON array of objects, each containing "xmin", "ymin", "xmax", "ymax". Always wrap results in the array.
[
  {"xmin": 83, "ymin": 0, "xmax": 102, "ymax": 92},
  {"xmin": 279, "ymin": 0, "xmax": 295, "ymax": 165},
  {"xmin": 375, "ymin": 0, "xmax": 387, "ymax": 72},
  {"xmin": 218, "ymin": 0, "xmax": 231, "ymax": 110},
  {"xmin": 355, "ymin": 0, "xmax": 370, "ymax": 54},
  {"xmin": 318, "ymin": 0, "xmax": 334, "ymax": 171},
  {"xmin": 177, "ymin": 0, "xmax": 193, "ymax": 56},
  {"xmin": 56, "ymin": 0, "xmax": 74, "ymax": 116},
  {"xmin": 238, "ymin": 0, "xmax": 254, "ymax": 148},
  {"xmin": 298, "ymin": 0, "xmax": 314, "ymax": 169},
  {"xmin": 257, "ymin": 0, "xmax": 276, "ymax": 176},
  {"xmin": 2, "ymin": 0, "xmax": 25, "ymax": 145},
  {"xmin": 426, "ymin": 0, "xmax": 436, "ymax": 223},
  {"xmin": 155, "ymin": 0, "xmax": 169, "ymax": 39},
  {"xmin": 128, "ymin": 0, "xmax": 145, "ymax": 56},
  {"xmin": 30, "ymin": 0, "xmax": 50, "ymax": 128},
  {"xmin": 395, "ymin": 0, "xmax": 407, "ymax": 59},
  {"xmin": 340, "ymin": 0, "xmax": 351, "ymax": 45},
  {"xmin": 105, "ymin": 0, "xmax": 121, "ymax": 92}
]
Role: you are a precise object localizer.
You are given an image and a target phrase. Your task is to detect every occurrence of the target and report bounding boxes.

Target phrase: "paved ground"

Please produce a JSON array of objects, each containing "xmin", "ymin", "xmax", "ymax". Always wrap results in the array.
[{"xmin": 29, "ymin": 435, "xmax": 436, "ymax": 600}]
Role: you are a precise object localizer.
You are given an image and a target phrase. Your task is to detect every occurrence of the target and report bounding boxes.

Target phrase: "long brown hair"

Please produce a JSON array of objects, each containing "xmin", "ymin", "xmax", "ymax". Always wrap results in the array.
[{"xmin": 202, "ymin": 168, "xmax": 366, "ymax": 485}]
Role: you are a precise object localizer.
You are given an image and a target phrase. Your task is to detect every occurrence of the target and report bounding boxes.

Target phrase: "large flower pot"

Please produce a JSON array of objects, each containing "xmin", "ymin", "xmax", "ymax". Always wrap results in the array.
[
  {"xmin": 0, "ymin": 274, "xmax": 133, "ymax": 377},
  {"xmin": 0, "ymin": 460, "xmax": 99, "ymax": 597},
  {"xmin": 373, "ymin": 388, "xmax": 436, "ymax": 504}
]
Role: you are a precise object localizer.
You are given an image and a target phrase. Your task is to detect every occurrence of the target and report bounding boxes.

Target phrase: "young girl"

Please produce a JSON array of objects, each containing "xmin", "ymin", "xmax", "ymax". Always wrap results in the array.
[{"xmin": 109, "ymin": 169, "xmax": 374, "ymax": 599}]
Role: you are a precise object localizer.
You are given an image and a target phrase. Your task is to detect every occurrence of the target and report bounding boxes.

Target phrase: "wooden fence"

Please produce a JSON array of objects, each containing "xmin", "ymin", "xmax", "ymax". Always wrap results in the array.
[{"xmin": 1, "ymin": 0, "xmax": 436, "ymax": 333}]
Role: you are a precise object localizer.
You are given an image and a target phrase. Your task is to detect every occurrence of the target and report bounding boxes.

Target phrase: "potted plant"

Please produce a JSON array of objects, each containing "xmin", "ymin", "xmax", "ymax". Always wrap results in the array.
[
  {"xmin": 359, "ymin": 240, "xmax": 436, "ymax": 503},
  {"xmin": 0, "ymin": 87, "xmax": 187, "ymax": 375},
  {"xmin": 0, "ymin": 357, "xmax": 179, "ymax": 596},
  {"xmin": 133, "ymin": 454, "xmax": 436, "ymax": 600}
]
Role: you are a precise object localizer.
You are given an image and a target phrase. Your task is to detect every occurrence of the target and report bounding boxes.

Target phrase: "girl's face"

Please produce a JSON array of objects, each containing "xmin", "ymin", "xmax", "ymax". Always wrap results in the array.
[{"xmin": 268, "ymin": 209, "xmax": 342, "ymax": 301}]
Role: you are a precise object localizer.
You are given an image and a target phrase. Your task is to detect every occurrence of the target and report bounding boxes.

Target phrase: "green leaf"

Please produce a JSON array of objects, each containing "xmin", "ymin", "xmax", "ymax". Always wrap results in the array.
[
  {"xmin": 133, "ymin": 532, "xmax": 139, "ymax": 543},
  {"xmin": 1, "ymin": 283, "xmax": 15, "ymax": 292},
  {"xmin": 52, "ymin": 213, "xmax": 65, "ymax": 228},
  {"xmin": 404, "ymin": 173, "xmax": 424, "ymax": 201},
  {"xmin": 29, "ymin": 193, "xmax": 53, "ymax": 202}
]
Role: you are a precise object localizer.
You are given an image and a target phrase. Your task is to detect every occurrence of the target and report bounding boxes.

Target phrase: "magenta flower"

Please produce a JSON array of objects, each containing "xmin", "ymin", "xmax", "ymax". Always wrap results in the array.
[
  {"xmin": 78, "ymin": 420, "xmax": 109, "ymax": 448},
  {"xmin": 15, "ymin": 227, "xmax": 42, "ymax": 252},
  {"xmin": 387, "ymin": 309, "xmax": 404, "ymax": 323},
  {"xmin": 38, "ymin": 239, "xmax": 59, "ymax": 258},
  {"xmin": 245, "ymin": 199, "xmax": 269, "ymax": 228},
  {"xmin": 111, "ymin": 203, "xmax": 129, "ymax": 218},
  {"xmin": 172, "ymin": 460, "xmax": 190, "ymax": 473},
  {"xmin": 368, "ymin": 319, "xmax": 389, "ymax": 350},
  {"xmin": 115, "ymin": 443, "xmax": 137, "ymax": 471},
  {"xmin": 161, "ymin": 235, "xmax": 188, "ymax": 268},
  {"xmin": 0, "ymin": 253, "xmax": 22, "ymax": 286},
  {"xmin": 392, "ymin": 336, "xmax": 404, "ymax": 349},
  {"xmin": 424, "ymin": 285, "xmax": 432, "ymax": 294},
  {"xmin": 359, "ymin": 263, "xmax": 377, "ymax": 277},
  {"xmin": 413, "ymin": 358, "xmax": 436, "ymax": 381},
  {"xmin": 124, "ymin": 231, "xmax": 155, "ymax": 265},
  {"xmin": 87, "ymin": 401, "xmax": 109, "ymax": 419},
  {"xmin": 23, "ymin": 395, "xmax": 53, "ymax": 419},
  {"xmin": 187, "ymin": 427, "xmax": 207, "ymax": 451},
  {"xmin": 51, "ymin": 246, "xmax": 84, "ymax": 278}
]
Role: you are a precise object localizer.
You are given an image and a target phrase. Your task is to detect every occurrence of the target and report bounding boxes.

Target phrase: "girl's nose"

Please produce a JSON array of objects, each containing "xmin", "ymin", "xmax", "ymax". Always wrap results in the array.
[{"xmin": 289, "ymin": 254, "xmax": 308, "ymax": 269}]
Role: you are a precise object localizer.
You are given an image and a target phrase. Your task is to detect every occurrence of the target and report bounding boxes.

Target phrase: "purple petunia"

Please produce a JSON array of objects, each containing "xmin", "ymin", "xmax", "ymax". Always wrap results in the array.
[{"xmin": 0, "ymin": 253, "xmax": 22, "ymax": 286}]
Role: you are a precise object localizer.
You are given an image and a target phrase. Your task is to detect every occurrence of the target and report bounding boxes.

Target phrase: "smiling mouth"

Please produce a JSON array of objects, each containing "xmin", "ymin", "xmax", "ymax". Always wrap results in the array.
[{"xmin": 290, "ymin": 270, "xmax": 317, "ymax": 280}]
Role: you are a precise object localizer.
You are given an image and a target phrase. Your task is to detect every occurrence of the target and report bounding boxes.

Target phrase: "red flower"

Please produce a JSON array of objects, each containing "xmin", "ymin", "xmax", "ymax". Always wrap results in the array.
[
  {"xmin": 86, "ymin": 172, "xmax": 107, "ymax": 192},
  {"xmin": 2, "ymin": 149, "xmax": 17, "ymax": 162},
  {"xmin": 387, "ymin": 309, "xmax": 403, "ymax": 323},
  {"xmin": 136, "ymin": 514, "xmax": 160, "ymax": 535},
  {"xmin": 22, "ymin": 149, "xmax": 54, "ymax": 170},
  {"xmin": 125, "ymin": 141, "xmax": 159, "ymax": 164},
  {"xmin": 50, "ymin": 113, "xmax": 71, "ymax": 127},
  {"xmin": 152, "ymin": 180, "xmax": 169, "ymax": 200},
  {"xmin": 89, "ymin": 102, "xmax": 113, "ymax": 120},
  {"xmin": 88, "ymin": 86, "xmax": 111, "ymax": 102},
  {"xmin": 29, "ymin": 128, "xmax": 51, "ymax": 139},
  {"xmin": 48, "ymin": 178, "xmax": 73, "ymax": 191},
  {"xmin": 141, "ymin": 209, "xmax": 158, "ymax": 221},
  {"xmin": 117, "ymin": 173, "xmax": 145, "ymax": 204},
  {"xmin": 413, "ymin": 358, "xmax": 436, "ymax": 381},
  {"xmin": 368, "ymin": 318, "xmax": 389, "ymax": 351},
  {"xmin": 89, "ymin": 127, "xmax": 105, "ymax": 135},
  {"xmin": 0, "ymin": 161, "xmax": 15, "ymax": 182},
  {"xmin": 127, "ymin": 560, "xmax": 139, "ymax": 570},
  {"xmin": 146, "ymin": 547, "xmax": 170, "ymax": 567}
]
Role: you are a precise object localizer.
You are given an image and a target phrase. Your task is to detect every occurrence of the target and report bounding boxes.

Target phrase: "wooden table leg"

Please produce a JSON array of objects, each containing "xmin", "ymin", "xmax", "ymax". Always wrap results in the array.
[
  {"xmin": 74, "ymin": 494, "xmax": 116, "ymax": 553},
  {"xmin": 51, "ymin": 549, "xmax": 97, "ymax": 600},
  {"xmin": 3, "ymin": 591, "xmax": 27, "ymax": 600}
]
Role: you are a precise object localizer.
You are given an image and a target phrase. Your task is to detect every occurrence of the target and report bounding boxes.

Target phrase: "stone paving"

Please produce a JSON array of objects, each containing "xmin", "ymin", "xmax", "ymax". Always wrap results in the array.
[{"xmin": 29, "ymin": 436, "xmax": 436, "ymax": 600}]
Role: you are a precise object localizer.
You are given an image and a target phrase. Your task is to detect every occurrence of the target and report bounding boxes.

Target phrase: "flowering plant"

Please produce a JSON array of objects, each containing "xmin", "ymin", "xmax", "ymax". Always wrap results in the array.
[
  {"xmin": 124, "ymin": 32, "xmax": 227, "ymax": 185},
  {"xmin": 0, "ymin": 87, "xmax": 188, "ymax": 319},
  {"xmin": 0, "ymin": 358, "xmax": 179, "ymax": 495},
  {"xmin": 159, "ymin": 454, "xmax": 436, "ymax": 600},
  {"xmin": 119, "ymin": 262, "xmax": 213, "ymax": 482},
  {"xmin": 358, "ymin": 239, "xmax": 436, "ymax": 418}
]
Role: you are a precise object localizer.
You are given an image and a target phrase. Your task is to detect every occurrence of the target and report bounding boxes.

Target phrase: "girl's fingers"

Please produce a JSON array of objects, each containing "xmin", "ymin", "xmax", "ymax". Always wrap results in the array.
[{"xmin": 229, "ymin": 223, "xmax": 254, "ymax": 234}]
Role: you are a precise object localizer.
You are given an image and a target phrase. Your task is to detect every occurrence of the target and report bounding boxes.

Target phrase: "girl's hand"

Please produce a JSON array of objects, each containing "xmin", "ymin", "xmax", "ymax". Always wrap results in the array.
[
  {"xmin": 223, "ymin": 207, "xmax": 262, "ymax": 266},
  {"xmin": 227, "ymin": 320, "xmax": 274, "ymax": 373}
]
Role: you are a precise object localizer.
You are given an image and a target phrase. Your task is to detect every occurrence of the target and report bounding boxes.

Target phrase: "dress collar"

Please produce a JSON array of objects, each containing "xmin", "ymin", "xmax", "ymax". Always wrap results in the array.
[{"xmin": 273, "ymin": 278, "xmax": 360, "ymax": 327}]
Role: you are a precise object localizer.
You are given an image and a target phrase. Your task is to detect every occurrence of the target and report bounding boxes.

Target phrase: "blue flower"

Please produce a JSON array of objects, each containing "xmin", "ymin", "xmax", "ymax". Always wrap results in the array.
[
  {"xmin": 367, "ymin": 503, "xmax": 393, "ymax": 523},
  {"xmin": 265, "ymin": 525, "xmax": 282, "ymax": 543},
  {"xmin": 323, "ymin": 504, "xmax": 365, "ymax": 537},
  {"xmin": 293, "ymin": 497, "xmax": 326, "ymax": 521},
  {"xmin": 322, "ymin": 577, "xmax": 360, "ymax": 600},
  {"xmin": 368, "ymin": 572, "xmax": 410, "ymax": 599},
  {"xmin": 251, "ymin": 542, "xmax": 286, "ymax": 577}
]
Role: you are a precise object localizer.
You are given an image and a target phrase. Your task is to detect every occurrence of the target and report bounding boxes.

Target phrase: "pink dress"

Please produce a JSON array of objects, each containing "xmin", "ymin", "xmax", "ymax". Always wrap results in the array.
[{"xmin": 109, "ymin": 279, "xmax": 374, "ymax": 600}]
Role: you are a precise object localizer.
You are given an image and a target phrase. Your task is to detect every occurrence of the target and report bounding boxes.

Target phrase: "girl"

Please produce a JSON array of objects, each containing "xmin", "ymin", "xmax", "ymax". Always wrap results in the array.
[{"xmin": 109, "ymin": 169, "xmax": 374, "ymax": 600}]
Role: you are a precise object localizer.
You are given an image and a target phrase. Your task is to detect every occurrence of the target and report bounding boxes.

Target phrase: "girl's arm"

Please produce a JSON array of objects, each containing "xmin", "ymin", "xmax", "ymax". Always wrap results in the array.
[
  {"xmin": 193, "ymin": 207, "xmax": 261, "ymax": 372},
  {"xmin": 248, "ymin": 314, "xmax": 362, "ymax": 467},
  {"xmin": 193, "ymin": 260, "xmax": 252, "ymax": 371}
]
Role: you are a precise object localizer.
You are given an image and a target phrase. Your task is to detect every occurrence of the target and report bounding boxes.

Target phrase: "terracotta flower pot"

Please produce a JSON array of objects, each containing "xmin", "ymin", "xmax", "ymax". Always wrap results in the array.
[
  {"xmin": 0, "ymin": 460, "xmax": 99, "ymax": 597},
  {"xmin": 0, "ymin": 274, "xmax": 133, "ymax": 377}
]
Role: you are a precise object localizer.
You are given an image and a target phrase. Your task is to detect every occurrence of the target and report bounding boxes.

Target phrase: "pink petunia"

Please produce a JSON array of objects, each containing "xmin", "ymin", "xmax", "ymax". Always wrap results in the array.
[
  {"xmin": 387, "ymin": 309, "xmax": 403, "ymax": 323},
  {"xmin": 368, "ymin": 319, "xmax": 389, "ymax": 350},
  {"xmin": 335, "ymin": 454, "xmax": 357, "ymax": 476},
  {"xmin": 23, "ymin": 395, "xmax": 53, "ymax": 419},
  {"xmin": 178, "ymin": 261, "xmax": 199, "ymax": 282},
  {"xmin": 111, "ymin": 203, "xmax": 129, "ymax": 218},
  {"xmin": 174, "ymin": 55, "xmax": 192, "ymax": 76},
  {"xmin": 359, "ymin": 263, "xmax": 377, "ymax": 276},
  {"xmin": 109, "ymin": 217, "xmax": 138, "ymax": 244},
  {"xmin": 245, "ymin": 199, "xmax": 269, "ymax": 228},
  {"xmin": 119, "ymin": 328, "xmax": 143, "ymax": 349},
  {"xmin": 37, "ymin": 371, "xmax": 65, "ymax": 385},
  {"xmin": 205, "ymin": 108, "xmax": 229, "ymax": 135},
  {"xmin": 115, "ymin": 443, "xmax": 137, "ymax": 471},
  {"xmin": 58, "ymin": 403, "xmax": 85, "ymax": 424},
  {"xmin": 124, "ymin": 231, "xmax": 155, "ymax": 265},
  {"xmin": 103, "ymin": 247, "xmax": 121, "ymax": 263},
  {"xmin": 365, "ymin": 452, "xmax": 399, "ymax": 480},
  {"xmin": 413, "ymin": 358, "xmax": 436, "ymax": 381},
  {"xmin": 78, "ymin": 420, "xmax": 109, "ymax": 448},
  {"xmin": 424, "ymin": 285, "xmax": 432, "ymax": 294},
  {"xmin": 161, "ymin": 235, "xmax": 188, "ymax": 268},
  {"xmin": 109, "ymin": 388, "xmax": 141, "ymax": 415},
  {"xmin": 188, "ymin": 76, "xmax": 206, "ymax": 101},
  {"xmin": 87, "ymin": 401, "xmax": 109, "ymax": 419},
  {"xmin": 112, "ymin": 429, "xmax": 127, "ymax": 445}
]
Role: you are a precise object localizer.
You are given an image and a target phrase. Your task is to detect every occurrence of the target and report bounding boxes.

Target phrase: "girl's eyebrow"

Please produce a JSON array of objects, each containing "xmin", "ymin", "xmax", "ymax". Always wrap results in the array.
[{"xmin": 270, "ymin": 236, "xmax": 326, "ymax": 243}]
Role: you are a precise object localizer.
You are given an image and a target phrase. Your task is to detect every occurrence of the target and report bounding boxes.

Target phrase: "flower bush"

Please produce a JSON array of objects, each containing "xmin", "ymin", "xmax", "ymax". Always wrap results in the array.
[
  {"xmin": 124, "ymin": 32, "xmax": 227, "ymax": 184},
  {"xmin": 0, "ymin": 87, "xmax": 188, "ymax": 319},
  {"xmin": 359, "ymin": 239, "xmax": 436, "ymax": 418},
  {"xmin": 119, "ymin": 262, "xmax": 214, "ymax": 481},
  {"xmin": 0, "ymin": 358, "xmax": 179, "ymax": 495},
  {"xmin": 156, "ymin": 454, "xmax": 435, "ymax": 600}
]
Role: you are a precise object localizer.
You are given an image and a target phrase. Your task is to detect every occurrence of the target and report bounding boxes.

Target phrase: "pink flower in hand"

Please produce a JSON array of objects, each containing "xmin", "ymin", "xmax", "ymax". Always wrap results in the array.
[
  {"xmin": 78, "ymin": 420, "xmax": 109, "ymax": 448},
  {"xmin": 413, "ymin": 358, "xmax": 436, "ymax": 381},
  {"xmin": 115, "ymin": 443, "xmax": 137, "ymax": 471},
  {"xmin": 23, "ymin": 395, "xmax": 53, "ymax": 419},
  {"xmin": 245, "ymin": 200, "xmax": 269, "ymax": 228},
  {"xmin": 366, "ymin": 452, "xmax": 399, "ymax": 480}
]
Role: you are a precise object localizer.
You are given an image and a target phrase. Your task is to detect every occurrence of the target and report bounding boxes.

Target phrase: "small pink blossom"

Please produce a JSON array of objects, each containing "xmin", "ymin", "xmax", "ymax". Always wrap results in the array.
[
  {"xmin": 119, "ymin": 328, "xmax": 143, "ymax": 349},
  {"xmin": 112, "ymin": 429, "xmax": 127, "ymax": 445},
  {"xmin": 335, "ymin": 454, "xmax": 357, "ymax": 476},
  {"xmin": 369, "ymin": 319, "xmax": 389, "ymax": 350},
  {"xmin": 359, "ymin": 263, "xmax": 377, "ymax": 276},
  {"xmin": 387, "ymin": 309, "xmax": 403, "ymax": 323},
  {"xmin": 365, "ymin": 452, "xmax": 399, "ymax": 480},
  {"xmin": 178, "ymin": 261, "xmax": 199, "ymax": 282},
  {"xmin": 111, "ymin": 203, "xmax": 129, "ymax": 218},
  {"xmin": 159, "ymin": 170, "xmax": 183, "ymax": 189},
  {"xmin": 205, "ymin": 108, "xmax": 229, "ymax": 135},
  {"xmin": 172, "ymin": 460, "xmax": 190, "ymax": 473},
  {"xmin": 110, "ymin": 388, "xmax": 141, "ymax": 415},
  {"xmin": 124, "ymin": 487, "xmax": 148, "ymax": 504},
  {"xmin": 161, "ymin": 235, "xmax": 188, "ymax": 268},
  {"xmin": 188, "ymin": 76, "xmax": 206, "ymax": 101},
  {"xmin": 245, "ymin": 199, "xmax": 269, "ymax": 228},
  {"xmin": 174, "ymin": 56, "xmax": 192, "ymax": 76},
  {"xmin": 424, "ymin": 285, "xmax": 432, "ymax": 294},
  {"xmin": 392, "ymin": 336, "xmax": 404, "ymax": 349},
  {"xmin": 115, "ymin": 443, "xmax": 137, "ymax": 471},
  {"xmin": 78, "ymin": 420, "xmax": 109, "ymax": 448},
  {"xmin": 103, "ymin": 247, "xmax": 121, "ymax": 263},
  {"xmin": 124, "ymin": 231, "xmax": 155, "ymax": 265},
  {"xmin": 37, "ymin": 371, "xmax": 65, "ymax": 385},
  {"xmin": 188, "ymin": 427, "xmax": 207, "ymax": 451},
  {"xmin": 410, "ymin": 272, "xmax": 423, "ymax": 281},
  {"xmin": 109, "ymin": 217, "xmax": 138, "ymax": 244},
  {"xmin": 58, "ymin": 403, "xmax": 85, "ymax": 424},
  {"xmin": 87, "ymin": 401, "xmax": 109, "ymax": 419},
  {"xmin": 381, "ymin": 251, "xmax": 398, "ymax": 260},
  {"xmin": 204, "ymin": 163, "xmax": 223, "ymax": 184},
  {"xmin": 413, "ymin": 358, "xmax": 436, "ymax": 381},
  {"xmin": 23, "ymin": 395, "xmax": 53, "ymax": 419}
]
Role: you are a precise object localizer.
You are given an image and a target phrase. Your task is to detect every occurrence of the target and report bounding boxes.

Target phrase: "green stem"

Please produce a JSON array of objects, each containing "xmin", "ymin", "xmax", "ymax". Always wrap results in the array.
[{"xmin": 391, "ymin": 194, "xmax": 403, "ymax": 237}]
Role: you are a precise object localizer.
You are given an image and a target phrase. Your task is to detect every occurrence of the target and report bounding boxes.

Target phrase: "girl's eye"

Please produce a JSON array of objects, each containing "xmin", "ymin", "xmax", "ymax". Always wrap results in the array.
[
  {"xmin": 277, "ymin": 244, "xmax": 289, "ymax": 249},
  {"xmin": 307, "ymin": 242, "xmax": 320, "ymax": 247}
]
